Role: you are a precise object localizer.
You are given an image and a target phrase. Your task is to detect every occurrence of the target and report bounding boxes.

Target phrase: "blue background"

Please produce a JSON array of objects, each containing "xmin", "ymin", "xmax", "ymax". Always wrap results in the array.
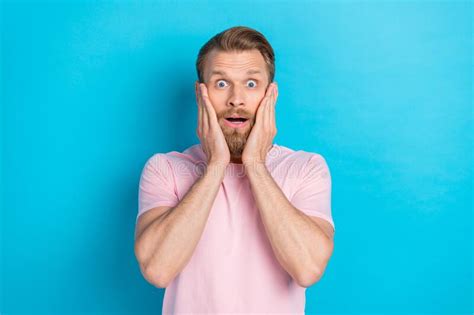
[{"xmin": 1, "ymin": 0, "xmax": 472, "ymax": 314}]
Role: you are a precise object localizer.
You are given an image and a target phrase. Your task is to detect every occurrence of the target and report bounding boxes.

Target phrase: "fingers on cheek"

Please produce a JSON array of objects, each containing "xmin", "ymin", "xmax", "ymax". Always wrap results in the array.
[
  {"xmin": 259, "ymin": 98, "xmax": 267, "ymax": 125},
  {"xmin": 198, "ymin": 104, "xmax": 202, "ymax": 136},
  {"xmin": 267, "ymin": 90, "xmax": 275, "ymax": 130},
  {"xmin": 207, "ymin": 103, "xmax": 218, "ymax": 128},
  {"xmin": 265, "ymin": 95, "xmax": 272, "ymax": 129},
  {"xmin": 202, "ymin": 104, "xmax": 209, "ymax": 133}
]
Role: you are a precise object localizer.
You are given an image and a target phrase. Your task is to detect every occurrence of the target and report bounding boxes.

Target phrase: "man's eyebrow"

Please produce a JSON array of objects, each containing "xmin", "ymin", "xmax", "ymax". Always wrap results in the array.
[{"xmin": 209, "ymin": 69, "xmax": 263, "ymax": 77}]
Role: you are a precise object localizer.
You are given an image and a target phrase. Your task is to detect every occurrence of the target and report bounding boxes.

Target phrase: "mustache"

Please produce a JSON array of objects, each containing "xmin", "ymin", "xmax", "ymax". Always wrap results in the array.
[{"xmin": 218, "ymin": 110, "xmax": 252, "ymax": 119}]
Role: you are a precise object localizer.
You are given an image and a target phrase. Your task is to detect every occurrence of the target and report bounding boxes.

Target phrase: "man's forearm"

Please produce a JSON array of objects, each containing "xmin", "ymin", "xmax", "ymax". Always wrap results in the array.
[
  {"xmin": 245, "ymin": 162, "xmax": 333, "ymax": 287},
  {"xmin": 137, "ymin": 162, "xmax": 227, "ymax": 286}
]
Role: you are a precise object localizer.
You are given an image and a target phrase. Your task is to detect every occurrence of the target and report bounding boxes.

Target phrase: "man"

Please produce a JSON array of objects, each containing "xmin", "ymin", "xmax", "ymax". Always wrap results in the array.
[{"xmin": 134, "ymin": 26, "xmax": 335, "ymax": 314}]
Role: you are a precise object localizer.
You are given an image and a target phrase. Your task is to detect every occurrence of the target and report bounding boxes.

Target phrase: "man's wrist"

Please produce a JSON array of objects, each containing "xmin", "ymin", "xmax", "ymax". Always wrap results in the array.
[
  {"xmin": 244, "ymin": 160, "xmax": 268, "ymax": 175},
  {"xmin": 205, "ymin": 161, "xmax": 228, "ymax": 178}
]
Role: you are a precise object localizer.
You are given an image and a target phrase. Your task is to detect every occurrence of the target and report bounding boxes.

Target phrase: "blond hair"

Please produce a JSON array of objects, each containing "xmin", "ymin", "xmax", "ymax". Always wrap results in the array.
[{"xmin": 196, "ymin": 26, "xmax": 275, "ymax": 84}]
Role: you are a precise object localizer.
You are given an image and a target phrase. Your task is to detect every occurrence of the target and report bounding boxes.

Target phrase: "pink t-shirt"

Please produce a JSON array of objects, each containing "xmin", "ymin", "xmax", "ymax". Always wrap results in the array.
[{"xmin": 137, "ymin": 143, "xmax": 335, "ymax": 314}]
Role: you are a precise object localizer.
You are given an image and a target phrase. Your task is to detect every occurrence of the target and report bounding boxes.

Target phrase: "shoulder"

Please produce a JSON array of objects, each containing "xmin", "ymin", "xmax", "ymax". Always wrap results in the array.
[
  {"xmin": 141, "ymin": 144, "xmax": 206, "ymax": 179},
  {"xmin": 272, "ymin": 144, "xmax": 329, "ymax": 169},
  {"xmin": 146, "ymin": 143, "xmax": 204, "ymax": 165}
]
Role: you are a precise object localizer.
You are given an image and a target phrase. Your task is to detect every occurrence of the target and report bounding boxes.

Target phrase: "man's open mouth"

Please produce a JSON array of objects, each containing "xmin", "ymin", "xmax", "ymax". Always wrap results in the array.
[
  {"xmin": 224, "ymin": 116, "xmax": 249, "ymax": 128},
  {"xmin": 225, "ymin": 117, "xmax": 248, "ymax": 124}
]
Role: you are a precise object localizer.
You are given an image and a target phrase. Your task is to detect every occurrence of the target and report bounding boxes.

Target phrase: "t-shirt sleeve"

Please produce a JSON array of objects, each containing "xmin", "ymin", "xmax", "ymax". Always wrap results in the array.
[
  {"xmin": 290, "ymin": 154, "xmax": 335, "ymax": 232},
  {"xmin": 137, "ymin": 153, "xmax": 179, "ymax": 223}
]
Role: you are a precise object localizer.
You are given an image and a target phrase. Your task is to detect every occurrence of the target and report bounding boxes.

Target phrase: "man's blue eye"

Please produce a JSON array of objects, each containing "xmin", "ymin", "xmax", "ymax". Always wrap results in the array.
[
  {"xmin": 217, "ymin": 80, "xmax": 227, "ymax": 88},
  {"xmin": 247, "ymin": 80, "xmax": 257, "ymax": 88}
]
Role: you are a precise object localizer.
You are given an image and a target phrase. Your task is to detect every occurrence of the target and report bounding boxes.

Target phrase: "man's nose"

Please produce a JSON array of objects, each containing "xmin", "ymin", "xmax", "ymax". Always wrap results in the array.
[{"xmin": 227, "ymin": 85, "xmax": 245, "ymax": 107}]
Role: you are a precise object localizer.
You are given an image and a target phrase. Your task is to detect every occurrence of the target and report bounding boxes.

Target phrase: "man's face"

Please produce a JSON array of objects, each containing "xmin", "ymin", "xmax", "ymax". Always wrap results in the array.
[{"xmin": 198, "ymin": 49, "xmax": 271, "ymax": 159}]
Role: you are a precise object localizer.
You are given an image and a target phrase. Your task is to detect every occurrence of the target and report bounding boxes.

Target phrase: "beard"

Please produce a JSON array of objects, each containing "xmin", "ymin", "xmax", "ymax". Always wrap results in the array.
[{"xmin": 217, "ymin": 111, "xmax": 254, "ymax": 158}]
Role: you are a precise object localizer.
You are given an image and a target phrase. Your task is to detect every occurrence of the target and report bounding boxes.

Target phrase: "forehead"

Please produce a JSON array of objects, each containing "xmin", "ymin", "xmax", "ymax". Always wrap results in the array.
[{"xmin": 204, "ymin": 49, "xmax": 267, "ymax": 79}]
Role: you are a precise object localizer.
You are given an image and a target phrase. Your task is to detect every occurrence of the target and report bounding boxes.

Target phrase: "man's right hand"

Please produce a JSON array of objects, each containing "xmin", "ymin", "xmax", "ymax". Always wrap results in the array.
[
  {"xmin": 136, "ymin": 84, "xmax": 232, "ymax": 286},
  {"xmin": 195, "ymin": 81, "xmax": 230, "ymax": 166}
]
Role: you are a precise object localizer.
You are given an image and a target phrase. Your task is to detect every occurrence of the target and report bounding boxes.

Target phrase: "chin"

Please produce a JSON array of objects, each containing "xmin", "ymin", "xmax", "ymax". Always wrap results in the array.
[{"xmin": 223, "ymin": 135, "xmax": 247, "ymax": 156}]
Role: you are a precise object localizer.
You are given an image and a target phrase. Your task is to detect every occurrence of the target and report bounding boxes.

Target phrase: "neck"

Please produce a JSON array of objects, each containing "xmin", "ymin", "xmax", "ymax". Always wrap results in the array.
[{"xmin": 230, "ymin": 156, "xmax": 243, "ymax": 164}]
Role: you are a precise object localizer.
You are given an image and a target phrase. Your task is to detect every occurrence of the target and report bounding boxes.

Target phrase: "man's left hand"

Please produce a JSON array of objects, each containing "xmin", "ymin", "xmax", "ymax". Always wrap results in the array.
[{"xmin": 242, "ymin": 82, "xmax": 278, "ymax": 166}]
